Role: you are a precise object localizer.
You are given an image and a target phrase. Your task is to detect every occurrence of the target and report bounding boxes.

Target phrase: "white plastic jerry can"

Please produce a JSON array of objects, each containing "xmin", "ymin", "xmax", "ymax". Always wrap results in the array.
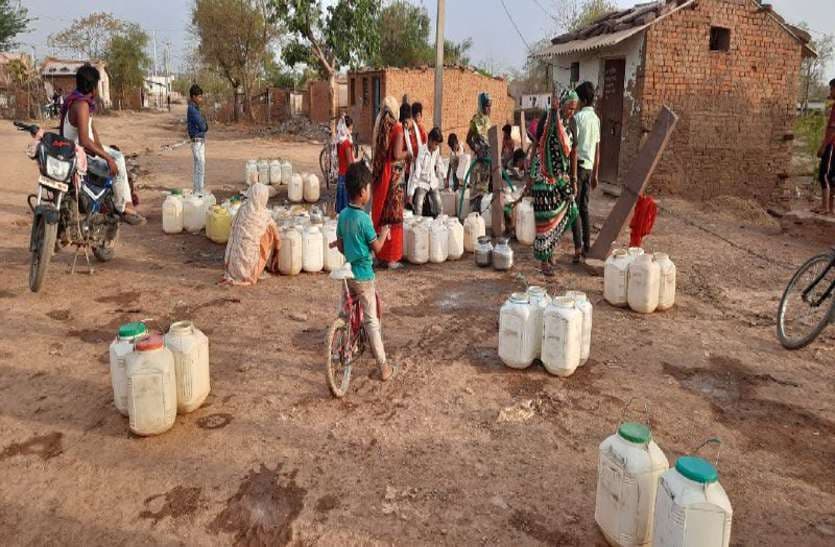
[
  {"xmin": 164, "ymin": 321, "xmax": 210, "ymax": 414},
  {"xmin": 322, "ymin": 222, "xmax": 345, "ymax": 272},
  {"xmin": 498, "ymin": 293, "xmax": 537, "ymax": 369},
  {"xmin": 653, "ymin": 448, "xmax": 732, "ymax": 547},
  {"xmin": 288, "ymin": 174, "xmax": 304, "ymax": 203},
  {"xmin": 463, "ymin": 213, "xmax": 486, "ymax": 253},
  {"xmin": 628, "ymin": 254, "xmax": 661, "ymax": 314},
  {"xmin": 126, "ymin": 334, "xmax": 177, "ymax": 436},
  {"xmin": 565, "ymin": 290, "xmax": 593, "ymax": 365},
  {"xmin": 446, "ymin": 217, "xmax": 465, "ymax": 260},
  {"xmin": 526, "ymin": 286, "xmax": 551, "ymax": 359},
  {"xmin": 440, "ymin": 189, "xmax": 457, "ymax": 217},
  {"xmin": 245, "ymin": 159, "xmax": 258, "ymax": 185},
  {"xmin": 596, "ymin": 419, "xmax": 670, "ymax": 547},
  {"xmin": 408, "ymin": 221, "xmax": 430, "ymax": 265},
  {"xmin": 304, "ymin": 173, "xmax": 321, "ymax": 203},
  {"xmin": 515, "ymin": 197, "xmax": 536, "ymax": 246},
  {"xmin": 302, "ymin": 225, "xmax": 324, "ymax": 273},
  {"xmin": 280, "ymin": 160, "xmax": 293, "ymax": 185},
  {"xmin": 605, "ymin": 249, "xmax": 630, "ymax": 307},
  {"xmin": 541, "ymin": 296, "xmax": 582, "ymax": 377},
  {"xmin": 654, "ymin": 253, "xmax": 677, "ymax": 311},
  {"xmin": 278, "ymin": 227, "xmax": 303, "ymax": 275},
  {"xmin": 183, "ymin": 194, "xmax": 206, "ymax": 233},
  {"xmin": 269, "ymin": 159, "xmax": 282, "ymax": 185},
  {"xmin": 257, "ymin": 160, "xmax": 270, "ymax": 184},
  {"xmin": 429, "ymin": 222, "xmax": 449, "ymax": 263},
  {"xmin": 162, "ymin": 194, "xmax": 184, "ymax": 234},
  {"xmin": 109, "ymin": 321, "xmax": 148, "ymax": 416}
]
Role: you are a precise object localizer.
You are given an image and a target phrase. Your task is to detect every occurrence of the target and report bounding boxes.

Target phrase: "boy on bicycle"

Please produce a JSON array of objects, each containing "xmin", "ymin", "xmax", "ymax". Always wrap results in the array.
[{"xmin": 335, "ymin": 162, "xmax": 395, "ymax": 381}]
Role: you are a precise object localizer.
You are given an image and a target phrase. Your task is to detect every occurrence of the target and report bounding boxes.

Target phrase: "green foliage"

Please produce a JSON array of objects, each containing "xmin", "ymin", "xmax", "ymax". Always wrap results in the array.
[
  {"xmin": 374, "ymin": 1, "xmax": 472, "ymax": 68},
  {"xmin": 0, "ymin": 0, "xmax": 31, "ymax": 51},
  {"xmin": 797, "ymin": 22, "xmax": 834, "ymax": 106},
  {"xmin": 268, "ymin": 0, "xmax": 381, "ymax": 77},
  {"xmin": 106, "ymin": 24, "xmax": 151, "ymax": 98},
  {"xmin": 192, "ymin": 0, "xmax": 278, "ymax": 120},
  {"xmin": 555, "ymin": 0, "xmax": 617, "ymax": 33},
  {"xmin": 47, "ymin": 12, "xmax": 126, "ymax": 60},
  {"xmin": 795, "ymin": 111, "xmax": 827, "ymax": 159},
  {"xmin": 263, "ymin": 53, "xmax": 315, "ymax": 89},
  {"xmin": 376, "ymin": 1, "xmax": 433, "ymax": 67}
]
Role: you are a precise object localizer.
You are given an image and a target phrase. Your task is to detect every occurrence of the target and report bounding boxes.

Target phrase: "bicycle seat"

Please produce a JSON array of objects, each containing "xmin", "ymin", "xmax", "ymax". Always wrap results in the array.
[{"xmin": 329, "ymin": 263, "xmax": 354, "ymax": 280}]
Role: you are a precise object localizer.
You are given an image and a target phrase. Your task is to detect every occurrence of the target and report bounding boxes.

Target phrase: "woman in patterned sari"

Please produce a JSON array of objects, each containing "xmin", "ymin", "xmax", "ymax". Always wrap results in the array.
[
  {"xmin": 530, "ymin": 89, "xmax": 578, "ymax": 277},
  {"xmin": 371, "ymin": 96, "xmax": 408, "ymax": 268}
]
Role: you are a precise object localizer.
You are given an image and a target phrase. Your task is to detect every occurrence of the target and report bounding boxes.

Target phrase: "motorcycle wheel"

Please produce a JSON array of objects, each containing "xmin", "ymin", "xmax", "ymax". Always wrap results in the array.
[
  {"xmin": 29, "ymin": 215, "xmax": 57, "ymax": 293},
  {"xmin": 93, "ymin": 223, "xmax": 120, "ymax": 262}
]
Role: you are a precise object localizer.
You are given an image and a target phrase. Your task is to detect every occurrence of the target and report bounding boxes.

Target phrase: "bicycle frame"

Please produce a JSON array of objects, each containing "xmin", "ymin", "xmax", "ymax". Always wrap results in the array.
[{"xmin": 802, "ymin": 252, "xmax": 835, "ymax": 308}]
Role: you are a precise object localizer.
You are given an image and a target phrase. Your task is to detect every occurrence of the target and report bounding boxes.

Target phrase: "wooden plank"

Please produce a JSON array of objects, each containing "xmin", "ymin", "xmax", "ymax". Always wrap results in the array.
[
  {"xmin": 587, "ymin": 106, "xmax": 679, "ymax": 260},
  {"xmin": 488, "ymin": 125, "xmax": 505, "ymax": 237}
]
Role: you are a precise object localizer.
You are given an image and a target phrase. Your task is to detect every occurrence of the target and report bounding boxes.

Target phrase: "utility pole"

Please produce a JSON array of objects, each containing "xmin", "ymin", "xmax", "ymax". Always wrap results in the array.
[
  {"xmin": 152, "ymin": 30, "xmax": 158, "ymax": 77},
  {"xmin": 433, "ymin": 0, "xmax": 445, "ymax": 130}
]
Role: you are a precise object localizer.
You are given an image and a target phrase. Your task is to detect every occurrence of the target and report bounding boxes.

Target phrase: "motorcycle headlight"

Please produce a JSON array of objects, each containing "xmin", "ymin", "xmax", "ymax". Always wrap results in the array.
[{"xmin": 46, "ymin": 155, "xmax": 71, "ymax": 181}]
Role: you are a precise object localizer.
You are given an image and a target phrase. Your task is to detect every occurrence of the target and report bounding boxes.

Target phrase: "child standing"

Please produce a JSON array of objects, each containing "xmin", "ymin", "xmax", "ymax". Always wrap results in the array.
[
  {"xmin": 335, "ymin": 115, "xmax": 355, "ymax": 214},
  {"xmin": 335, "ymin": 162, "xmax": 395, "ymax": 381},
  {"xmin": 571, "ymin": 81, "xmax": 601, "ymax": 262},
  {"xmin": 446, "ymin": 133, "xmax": 462, "ymax": 190},
  {"xmin": 411, "ymin": 128, "xmax": 445, "ymax": 217},
  {"xmin": 187, "ymin": 84, "xmax": 209, "ymax": 194}
]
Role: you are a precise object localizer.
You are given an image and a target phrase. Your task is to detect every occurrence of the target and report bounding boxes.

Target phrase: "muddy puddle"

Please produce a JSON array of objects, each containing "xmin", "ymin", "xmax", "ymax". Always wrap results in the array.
[{"xmin": 209, "ymin": 463, "xmax": 306, "ymax": 545}]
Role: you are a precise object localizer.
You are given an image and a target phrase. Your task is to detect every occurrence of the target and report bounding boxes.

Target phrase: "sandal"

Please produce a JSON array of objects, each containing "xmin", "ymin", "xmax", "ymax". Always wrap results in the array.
[{"xmin": 541, "ymin": 263, "xmax": 555, "ymax": 277}]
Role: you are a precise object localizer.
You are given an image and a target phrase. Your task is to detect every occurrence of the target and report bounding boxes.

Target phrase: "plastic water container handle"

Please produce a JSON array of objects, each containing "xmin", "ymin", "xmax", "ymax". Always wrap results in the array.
[
  {"xmin": 693, "ymin": 437, "xmax": 722, "ymax": 468},
  {"xmin": 619, "ymin": 397, "xmax": 652, "ymax": 434}
]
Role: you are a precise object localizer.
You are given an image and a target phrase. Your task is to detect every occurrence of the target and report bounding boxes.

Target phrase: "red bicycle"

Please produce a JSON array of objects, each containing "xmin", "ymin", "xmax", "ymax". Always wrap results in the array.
[{"xmin": 325, "ymin": 267, "xmax": 383, "ymax": 398}]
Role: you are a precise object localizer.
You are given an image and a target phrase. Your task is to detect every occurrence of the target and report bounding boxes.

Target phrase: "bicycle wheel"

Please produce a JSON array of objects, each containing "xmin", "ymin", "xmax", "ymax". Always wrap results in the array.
[
  {"xmin": 777, "ymin": 253, "xmax": 835, "ymax": 349},
  {"xmin": 325, "ymin": 317, "xmax": 353, "ymax": 398}
]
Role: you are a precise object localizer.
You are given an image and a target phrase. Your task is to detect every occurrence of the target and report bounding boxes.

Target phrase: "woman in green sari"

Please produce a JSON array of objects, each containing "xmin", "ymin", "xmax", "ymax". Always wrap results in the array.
[{"xmin": 530, "ymin": 88, "xmax": 578, "ymax": 277}]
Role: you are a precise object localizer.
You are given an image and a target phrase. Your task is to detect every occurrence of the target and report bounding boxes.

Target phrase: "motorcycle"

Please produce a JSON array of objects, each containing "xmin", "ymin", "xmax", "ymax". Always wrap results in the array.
[{"xmin": 15, "ymin": 121, "xmax": 120, "ymax": 292}]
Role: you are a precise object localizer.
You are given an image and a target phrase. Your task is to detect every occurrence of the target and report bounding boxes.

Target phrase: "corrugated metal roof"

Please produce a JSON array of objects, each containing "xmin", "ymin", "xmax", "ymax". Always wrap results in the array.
[{"xmin": 531, "ymin": 26, "xmax": 647, "ymax": 59}]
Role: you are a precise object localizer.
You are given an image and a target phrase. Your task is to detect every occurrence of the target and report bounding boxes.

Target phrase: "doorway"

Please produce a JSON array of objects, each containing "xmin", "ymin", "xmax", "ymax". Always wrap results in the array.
[{"xmin": 599, "ymin": 59, "xmax": 625, "ymax": 185}]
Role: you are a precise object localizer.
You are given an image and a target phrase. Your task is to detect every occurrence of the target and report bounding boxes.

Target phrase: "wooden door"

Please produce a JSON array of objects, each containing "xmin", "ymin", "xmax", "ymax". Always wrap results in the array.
[{"xmin": 599, "ymin": 59, "xmax": 626, "ymax": 185}]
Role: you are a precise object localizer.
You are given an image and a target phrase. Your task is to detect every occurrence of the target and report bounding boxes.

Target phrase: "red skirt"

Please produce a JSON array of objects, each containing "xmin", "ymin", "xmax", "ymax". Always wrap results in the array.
[{"xmin": 372, "ymin": 161, "xmax": 404, "ymax": 263}]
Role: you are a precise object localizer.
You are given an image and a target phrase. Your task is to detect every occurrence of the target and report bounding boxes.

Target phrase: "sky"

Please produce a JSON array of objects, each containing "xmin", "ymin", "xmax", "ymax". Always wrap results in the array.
[{"xmin": 15, "ymin": 0, "xmax": 835, "ymax": 79}]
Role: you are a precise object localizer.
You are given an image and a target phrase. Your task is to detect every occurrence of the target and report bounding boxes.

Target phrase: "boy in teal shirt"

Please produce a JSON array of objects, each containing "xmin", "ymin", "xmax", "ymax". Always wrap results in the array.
[{"xmin": 335, "ymin": 163, "xmax": 394, "ymax": 381}]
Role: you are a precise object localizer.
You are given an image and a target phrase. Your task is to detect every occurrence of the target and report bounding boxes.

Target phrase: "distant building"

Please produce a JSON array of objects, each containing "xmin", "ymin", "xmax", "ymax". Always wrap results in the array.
[
  {"xmin": 144, "ymin": 75, "xmax": 174, "ymax": 109},
  {"xmin": 305, "ymin": 76, "xmax": 349, "ymax": 124},
  {"xmin": 346, "ymin": 66, "xmax": 514, "ymax": 145},
  {"xmin": 41, "ymin": 58, "xmax": 111, "ymax": 108},
  {"xmin": 532, "ymin": 0, "xmax": 815, "ymax": 202},
  {"xmin": 0, "ymin": 52, "xmax": 32, "ymax": 118}
]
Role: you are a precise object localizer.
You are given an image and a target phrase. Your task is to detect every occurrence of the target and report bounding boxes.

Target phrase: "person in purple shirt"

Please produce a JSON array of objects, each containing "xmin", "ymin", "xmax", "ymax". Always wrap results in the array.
[{"xmin": 187, "ymin": 84, "xmax": 208, "ymax": 193}]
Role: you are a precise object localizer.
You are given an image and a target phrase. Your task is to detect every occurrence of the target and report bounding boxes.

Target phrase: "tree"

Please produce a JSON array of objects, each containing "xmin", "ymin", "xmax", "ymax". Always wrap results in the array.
[
  {"xmin": 375, "ymin": 2, "xmax": 473, "ymax": 68},
  {"xmin": 192, "ymin": 0, "xmax": 277, "ymax": 122},
  {"xmin": 444, "ymin": 38, "xmax": 472, "ymax": 67},
  {"xmin": 797, "ymin": 23, "xmax": 834, "ymax": 110},
  {"xmin": 106, "ymin": 24, "xmax": 151, "ymax": 108},
  {"xmin": 376, "ymin": 1, "xmax": 433, "ymax": 67},
  {"xmin": 553, "ymin": 0, "xmax": 617, "ymax": 33},
  {"xmin": 268, "ymin": 0, "xmax": 381, "ymax": 127},
  {"xmin": 48, "ymin": 12, "xmax": 127, "ymax": 60},
  {"xmin": 0, "ymin": 0, "xmax": 31, "ymax": 51}
]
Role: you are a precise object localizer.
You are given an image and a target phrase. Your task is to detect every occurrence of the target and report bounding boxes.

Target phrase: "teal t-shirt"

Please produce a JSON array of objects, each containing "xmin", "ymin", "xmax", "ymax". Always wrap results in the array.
[{"xmin": 336, "ymin": 204, "xmax": 377, "ymax": 281}]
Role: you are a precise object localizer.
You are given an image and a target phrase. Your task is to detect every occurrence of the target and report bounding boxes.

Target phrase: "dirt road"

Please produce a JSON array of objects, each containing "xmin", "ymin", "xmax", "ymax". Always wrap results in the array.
[{"xmin": 0, "ymin": 109, "xmax": 833, "ymax": 546}]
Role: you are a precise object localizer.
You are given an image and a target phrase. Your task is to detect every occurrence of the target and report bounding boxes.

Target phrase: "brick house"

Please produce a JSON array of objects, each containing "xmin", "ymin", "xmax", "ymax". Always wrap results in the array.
[
  {"xmin": 532, "ymin": 0, "xmax": 815, "ymax": 202},
  {"xmin": 40, "ymin": 58, "xmax": 111, "ymax": 109},
  {"xmin": 346, "ymin": 66, "xmax": 514, "ymax": 145}
]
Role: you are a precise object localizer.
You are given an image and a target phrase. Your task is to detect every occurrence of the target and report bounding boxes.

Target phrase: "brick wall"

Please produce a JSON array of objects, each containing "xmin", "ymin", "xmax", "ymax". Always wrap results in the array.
[
  {"xmin": 347, "ymin": 66, "xmax": 514, "ymax": 146},
  {"xmin": 638, "ymin": 0, "xmax": 804, "ymax": 202},
  {"xmin": 308, "ymin": 79, "xmax": 331, "ymax": 124}
]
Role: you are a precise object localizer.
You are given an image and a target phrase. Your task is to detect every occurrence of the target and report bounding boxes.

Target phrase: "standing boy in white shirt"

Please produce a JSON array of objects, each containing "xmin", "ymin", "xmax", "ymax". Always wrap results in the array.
[{"xmin": 571, "ymin": 81, "xmax": 601, "ymax": 262}]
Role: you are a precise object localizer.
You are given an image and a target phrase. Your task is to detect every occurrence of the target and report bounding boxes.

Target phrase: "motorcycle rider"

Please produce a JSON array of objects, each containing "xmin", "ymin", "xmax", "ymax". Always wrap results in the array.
[{"xmin": 59, "ymin": 64, "xmax": 145, "ymax": 225}]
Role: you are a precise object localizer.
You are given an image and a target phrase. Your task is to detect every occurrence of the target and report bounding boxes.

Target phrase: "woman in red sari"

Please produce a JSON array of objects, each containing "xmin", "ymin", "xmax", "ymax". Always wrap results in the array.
[{"xmin": 371, "ymin": 96, "xmax": 408, "ymax": 268}]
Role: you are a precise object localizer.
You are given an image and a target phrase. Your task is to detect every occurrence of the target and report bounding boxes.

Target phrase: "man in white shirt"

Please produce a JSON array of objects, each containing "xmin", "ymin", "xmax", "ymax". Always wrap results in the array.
[
  {"xmin": 571, "ymin": 81, "xmax": 601, "ymax": 262},
  {"xmin": 410, "ymin": 127, "xmax": 445, "ymax": 217}
]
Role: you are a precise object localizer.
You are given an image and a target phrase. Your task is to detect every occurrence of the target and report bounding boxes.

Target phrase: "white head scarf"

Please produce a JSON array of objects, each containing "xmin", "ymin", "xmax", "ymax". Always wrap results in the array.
[
  {"xmin": 336, "ymin": 115, "xmax": 352, "ymax": 144},
  {"xmin": 223, "ymin": 183, "xmax": 276, "ymax": 283}
]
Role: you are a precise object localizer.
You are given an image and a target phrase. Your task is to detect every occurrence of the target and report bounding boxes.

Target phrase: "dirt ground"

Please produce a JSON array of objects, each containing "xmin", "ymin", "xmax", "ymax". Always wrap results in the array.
[{"xmin": 0, "ymin": 108, "xmax": 833, "ymax": 546}]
